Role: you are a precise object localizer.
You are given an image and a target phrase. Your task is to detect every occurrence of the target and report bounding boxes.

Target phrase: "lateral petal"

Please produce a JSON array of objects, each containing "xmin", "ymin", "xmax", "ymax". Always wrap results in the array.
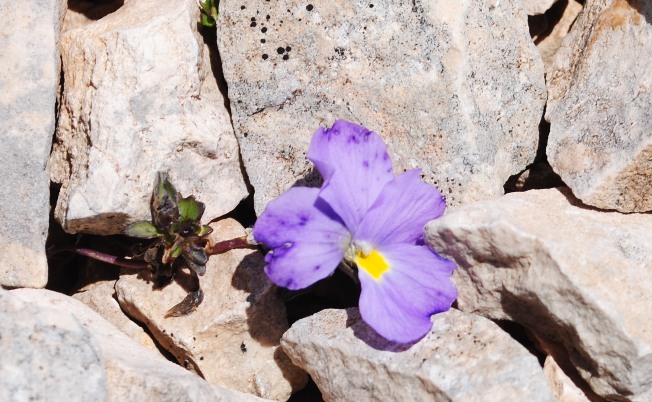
[
  {"xmin": 357, "ymin": 243, "xmax": 457, "ymax": 343},
  {"xmin": 307, "ymin": 120, "xmax": 394, "ymax": 232},
  {"xmin": 253, "ymin": 187, "xmax": 349, "ymax": 290},
  {"xmin": 355, "ymin": 169, "xmax": 446, "ymax": 246}
]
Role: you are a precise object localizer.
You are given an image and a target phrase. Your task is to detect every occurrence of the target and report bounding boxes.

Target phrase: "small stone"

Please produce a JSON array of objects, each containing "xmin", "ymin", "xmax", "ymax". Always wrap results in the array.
[
  {"xmin": 282, "ymin": 308, "xmax": 554, "ymax": 402},
  {"xmin": 425, "ymin": 188, "xmax": 652, "ymax": 399},
  {"xmin": 543, "ymin": 356, "xmax": 591, "ymax": 402},
  {"xmin": 73, "ymin": 279, "xmax": 158, "ymax": 352},
  {"xmin": 546, "ymin": 0, "xmax": 652, "ymax": 212},
  {"xmin": 115, "ymin": 219, "xmax": 307, "ymax": 400}
]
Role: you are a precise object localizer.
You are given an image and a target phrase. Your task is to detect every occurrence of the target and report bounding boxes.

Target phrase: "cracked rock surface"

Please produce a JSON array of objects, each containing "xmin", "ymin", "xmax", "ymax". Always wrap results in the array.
[{"xmin": 425, "ymin": 188, "xmax": 652, "ymax": 400}]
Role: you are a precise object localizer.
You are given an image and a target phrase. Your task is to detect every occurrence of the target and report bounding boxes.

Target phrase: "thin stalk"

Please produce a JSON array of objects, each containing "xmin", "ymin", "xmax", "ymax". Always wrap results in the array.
[
  {"xmin": 49, "ymin": 247, "xmax": 148, "ymax": 270},
  {"xmin": 208, "ymin": 236, "xmax": 256, "ymax": 255}
]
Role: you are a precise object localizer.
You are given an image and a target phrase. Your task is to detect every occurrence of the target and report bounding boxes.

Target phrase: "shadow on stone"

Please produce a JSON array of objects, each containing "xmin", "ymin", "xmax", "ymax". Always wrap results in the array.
[{"xmin": 345, "ymin": 308, "xmax": 414, "ymax": 352}]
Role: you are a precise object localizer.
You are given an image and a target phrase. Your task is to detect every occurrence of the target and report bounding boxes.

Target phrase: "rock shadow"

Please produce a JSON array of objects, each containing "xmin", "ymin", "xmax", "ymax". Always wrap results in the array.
[
  {"xmin": 231, "ymin": 252, "xmax": 289, "ymax": 347},
  {"xmin": 67, "ymin": 0, "xmax": 124, "ymax": 20},
  {"xmin": 346, "ymin": 308, "xmax": 415, "ymax": 352}
]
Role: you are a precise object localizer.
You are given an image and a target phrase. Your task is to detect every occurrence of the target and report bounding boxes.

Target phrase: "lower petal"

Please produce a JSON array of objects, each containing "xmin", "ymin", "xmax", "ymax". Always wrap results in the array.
[
  {"xmin": 253, "ymin": 187, "xmax": 350, "ymax": 290},
  {"xmin": 357, "ymin": 243, "xmax": 457, "ymax": 343}
]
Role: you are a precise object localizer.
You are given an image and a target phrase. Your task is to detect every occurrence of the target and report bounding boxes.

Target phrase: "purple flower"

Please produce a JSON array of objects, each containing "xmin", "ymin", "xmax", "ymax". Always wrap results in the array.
[{"xmin": 253, "ymin": 120, "xmax": 457, "ymax": 343}]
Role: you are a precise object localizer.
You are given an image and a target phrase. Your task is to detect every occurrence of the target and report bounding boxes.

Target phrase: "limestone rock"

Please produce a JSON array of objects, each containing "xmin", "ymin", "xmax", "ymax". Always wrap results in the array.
[
  {"xmin": 0, "ymin": 0, "xmax": 66, "ymax": 287},
  {"xmin": 0, "ymin": 288, "xmax": 106, "ymax": 401},
  {"xmin": 3, "ymin": 288, "xmax": 268, "ymax": 401},
  {"xmin": 217, "ymin": 0, "xmax": 546, "ymax": 214},
  {"xmin": 73, "ymin": 279, "xmax": 158, "ymax": 352},
  {"xmin": 543, "ymin": 356, "xmax": 591, "ymax": 402},
  {"xmin": 282, "ymin": 308, "xmax": 554, "ymax": 402},
  {"xmin": 51, "ymin": 0, "xmax": 248, "ymax": 234},
  {"xmin": 546, "ymin": 0, "xmax": 652, "ymax": 212},
  {"xmin": 523, "ymin": 0, "xmax": 561, "ymax": 16},
  {"xmin": 115, "ymin": 219, "xmax": 307, "ymax": 401},
  {"xmin": 531, "ymin": 0, "xmax": 583, "ymax": 68},
  {"xmin": 425, "ymin": 188, "xmax": 652, "ymax": 399}
]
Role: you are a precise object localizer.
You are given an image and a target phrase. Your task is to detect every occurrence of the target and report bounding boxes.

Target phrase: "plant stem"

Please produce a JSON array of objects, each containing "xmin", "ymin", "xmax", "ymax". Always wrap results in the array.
[
  {"xmin": 49, "ymin": 247, "xmax": 148, "ymax": 270},
  {"xmin": 207, "ymin": 236, "xmax": 256, "ymax": 255}
]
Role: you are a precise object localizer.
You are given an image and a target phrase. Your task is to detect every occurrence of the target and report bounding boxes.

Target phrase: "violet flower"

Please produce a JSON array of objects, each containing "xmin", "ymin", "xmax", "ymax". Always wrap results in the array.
[{"xmin": 253, "ymin": 120, "xmax": 457, "ymax": 343}]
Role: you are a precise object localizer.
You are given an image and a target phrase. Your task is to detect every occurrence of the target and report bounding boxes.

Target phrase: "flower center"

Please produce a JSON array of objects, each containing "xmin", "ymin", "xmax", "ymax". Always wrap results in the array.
[{"xmin": 354, "ymin": 249, "xmax": 390, "ymax": 280}]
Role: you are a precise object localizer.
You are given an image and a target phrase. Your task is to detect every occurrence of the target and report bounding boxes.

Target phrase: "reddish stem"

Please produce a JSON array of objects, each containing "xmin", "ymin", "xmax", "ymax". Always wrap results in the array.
[
  {"xmin": 208, "ymin": 236, "xmax": 255, "ymax": 255},
  {"xmin": 52, "ymin": 247, "xmax": 149, "ymax": 270}
]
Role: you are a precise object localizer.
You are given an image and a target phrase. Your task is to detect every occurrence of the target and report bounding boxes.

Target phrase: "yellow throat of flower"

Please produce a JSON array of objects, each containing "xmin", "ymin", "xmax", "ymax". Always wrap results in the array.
[{"xmin": 354, "ymin": 249, "xmax": 390, "ymax": 280}]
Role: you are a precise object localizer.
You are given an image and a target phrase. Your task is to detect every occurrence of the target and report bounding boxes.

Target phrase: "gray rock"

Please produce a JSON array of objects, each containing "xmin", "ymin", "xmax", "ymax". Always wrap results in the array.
[
  {"xmin": 425, "ymin": 188, "xmax": 652, "ymax": 400},
  {"xmin": 0, "ymin": 0, "xmax": 66, "ymax": 287},
  {"xmin": 115, "ymin": 219, "xmax": 307, "ymax": 401},
  {"xmin": 51, "ymin": 0, "xmax": 248, "ymax": 234},
  {"xmin": 282, "ymin": 308, "xmax": 554, "ymax": 402},
  {"xmin": 73, "ymin": 279, "xmax": 159, "ymax": 352},
  {"xmin": 217, "ymin": 0, "xmax": 546, "ymax": 214},
  {"xmin": 546, "ymin": 0, "xmax": 652, "ymax": 212},
  {"xmin": 0, "ymin": 287, "xmax": 107, "ymax": 402},
  {"xmin": 3, "ymin": 288, "xmax": 271, "ymax": 402}
]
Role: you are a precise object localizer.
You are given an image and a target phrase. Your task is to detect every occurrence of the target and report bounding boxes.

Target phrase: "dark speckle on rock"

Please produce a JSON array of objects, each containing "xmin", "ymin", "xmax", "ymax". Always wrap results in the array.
[
  {"xmin": 283, "ymin": 54, "xmax": 289, "ymax": 60},
  {"xmin": 277, "ymin": 47, "xmax": 285, "ymax": 54},
  {"xmin": 306, "ymin": 4, "xmax": 314, "ymax": 11},
  {"xmin": 262, "ymin": 27, "xmax": 267, "ymax": 33},
  {"xmin": 285, "ymin": 46, "xmax": 292, "ymax": 52},
  {"xmin": 262, "ymin": 54, "xmax": 269, "ymax": 60},
  {"xmin": 241, "ymin": 5, "xmax": 245, "ymax": 10},
  {"xmin": 261, "ymin": 39, "xmax": 266, "ymax": 43},
  {"xmin": 250, "ymin": 21, "xmax": 257, "ymax": 27}
]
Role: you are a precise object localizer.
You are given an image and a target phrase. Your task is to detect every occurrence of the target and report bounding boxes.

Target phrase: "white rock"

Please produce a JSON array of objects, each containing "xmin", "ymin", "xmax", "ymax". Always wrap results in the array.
[
  {"xmin": 0, "ymin": 0, "xmax": 66, "ymax": 287},
  {"xmin": 546, "ymin": 0, "xmax": 652, "ymax": 212},
  {"xmin": 532, "ymin": 0, "xmax": 583, "ymax": 68},
  {"xmin": 523, "ymin": 0, "xmax": 561, "ymax": 15},
  {"xmin": 51, "ymin": 0, "xmax": 248, "ymax": 234},
  {"xmin": 73, "ymin": 279, "xmax": 159, "ymax": 352},
  {"xmin": 282, "ymin": 308, "xmax": 554, "ymax": 402},
  {"xmin": 2, "ymin": 288, "xmax": 268, "ymax": 401},
  {"xmin": 115, "ymin": 219, "xmax": 307, "ymax": 401},
  {"xmin": 543, "ymin": 356, "xmax": 591, "ymax": 402},
  {"xmin": 217, "ymin": 0, "xmax": 546, "ymax": 214},
  {"xmin": 425, "ymin": 188, "xmax": 652, "ymax": 399}
]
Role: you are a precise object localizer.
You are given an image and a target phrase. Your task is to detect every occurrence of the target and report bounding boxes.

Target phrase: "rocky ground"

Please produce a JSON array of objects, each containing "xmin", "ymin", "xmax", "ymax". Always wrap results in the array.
[{"xmin": 1, "ymin": 0, "xmax": 651, "ymax": 401}]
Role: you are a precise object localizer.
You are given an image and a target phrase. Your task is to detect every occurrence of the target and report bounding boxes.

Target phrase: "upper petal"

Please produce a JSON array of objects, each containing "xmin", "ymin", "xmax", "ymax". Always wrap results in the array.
[
  {"xmin": 253, "ymin": 187, "xmax": 349, "ymax": 290},
  {"xmin": 307, "ymin": 120, "xmax": 394, "ymax": 232},
  {"xmin": 357, "ymin": 243, "xmax": 457, "ymax": 344},
  {"xmin": 355, "ymin": 169, "xmax": 445, "ymax": 246}
]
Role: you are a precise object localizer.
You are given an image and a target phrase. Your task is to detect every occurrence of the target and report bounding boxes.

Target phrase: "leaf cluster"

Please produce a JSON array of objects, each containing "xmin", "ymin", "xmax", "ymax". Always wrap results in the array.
[
  {"xmin": 126, "ymin": 172, "xmax": 213, "ymax": 279},
  {"xmin": 199, "ymin": 0, "xmax": 218, "ymax": 28}
]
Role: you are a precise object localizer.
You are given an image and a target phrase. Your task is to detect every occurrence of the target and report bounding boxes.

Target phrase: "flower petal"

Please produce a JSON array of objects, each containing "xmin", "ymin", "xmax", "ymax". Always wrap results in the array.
[
  {"xmin": 253, "ymin": 187, "xmax": 349, "ymax": 290},
  {"xmin": 355, "ymin": 169, "xmax": 445, "ymax": 246},
  {"xmin": 357, "ymin": 243, "xmax": 457, "ymax": 343},
  {"xmin": 307, "ymin": 120, "xmax": 394, "ymax": 232}
]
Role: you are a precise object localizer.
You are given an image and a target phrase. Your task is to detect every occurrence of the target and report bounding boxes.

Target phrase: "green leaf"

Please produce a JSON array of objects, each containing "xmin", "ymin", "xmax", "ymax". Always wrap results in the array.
[
  {"xmin": 198, "ymin": 225, "xmax": 213, "ymax": 237},
  {"xmin": 162, "ymin": 237, "xmax": 184, "ymax": 264},
  {"xmin": 151, "ymin": 172, "xmax": 179, "ymax": 231},
  {"xmin": 125, "ymin": 221, "xmax": 162, "ymax": 239},
  {"xmin": 200, "ymin": 13, "xmax": 216, "ymax": 28},
  {"xmin": 178, "ymin": 196, "xmax": 205, "ymax": 222}
]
